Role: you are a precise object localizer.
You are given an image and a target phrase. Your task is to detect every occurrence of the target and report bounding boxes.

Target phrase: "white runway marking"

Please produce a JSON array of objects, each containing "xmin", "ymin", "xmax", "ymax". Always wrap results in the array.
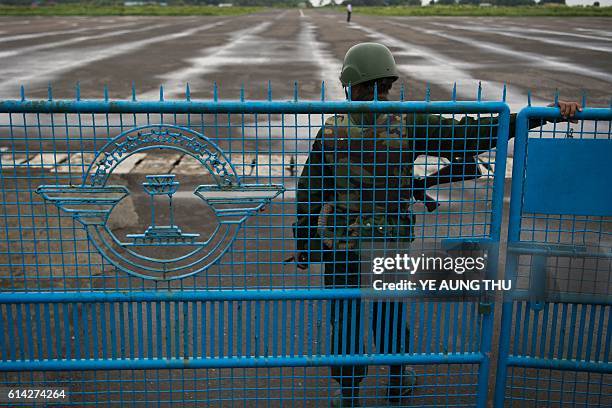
[
  {"xmin": 429, "ymin": 22, "xmax": 612, "ymax": 54},
  {"xmin": 0, "ymin": 21, "xmax": 225, "ymax": 97},
  {"xmin": 140, "ymin": 15, "xmax": 347, "ymax": 158},
  {"xmin": 113, "ymin": 153, "xmax": 146, "ymax": 174},
  {"xmin": 300, "ymin": 19, "xmax": 344, "ymax": 100},
  {"xmin": 11, "ymin": 149, "xmax": 508, "ymax": 179},
  {"xmin": 347, "ymin": 22, "xmax": 544, "ymax": 110},
  {"xmin": 139, "ymin": 17, "xmax": 345, "ymax": 154},
  {"xmin": 574, "ymin": 28, "xmax": 612, "ymax": 38},
  {"xmin": 249, "ymin": 19, "xmax": 345, "ymax": 151},
  {"xmin": 0, "ymin": 19, "xmax": 31, "ymax": 27},
  {"xmin": 0, "ymin": 23, "xmax": 171, "ymax": 59},
  {"xmin": 0, "ymin": 153, "xmax": 29, "ymax": 168},
  {"xmin": 299, "ymin": 9, "xmax": 305, "ymax": 18},
  {"xmin": 140, "ymin": 12, "xmax": 344, "ymax": 101},
  {"xmin": 0, "ymin": 22, "xmax": 140, "ymax": 44},
  {"xmin": 392, "ymin": 22, "xmax": 612, "ymax": 84},
  {"xmin": 497, "ymin": 24, "xmax": 612, "ymax": 42},
  {"xmin": 138, "ymin": 22, "xmax": 273, "ymax": 99},
  {"xmin": 25, "ymin": 153, "xmax": 68, "ymax": 168},
  {"xmin": 133, "ymin": 153, "xmax": 182, "ymax": 174}
]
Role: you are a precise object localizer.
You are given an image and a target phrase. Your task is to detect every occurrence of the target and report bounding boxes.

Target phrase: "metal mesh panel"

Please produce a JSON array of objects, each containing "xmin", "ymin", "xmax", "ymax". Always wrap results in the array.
[
  {"xmin": 0, "ymin": 97, "xmax": 510, "ymax": 406},
  {"xmin": 505, "ymin": 368, "xmax": 611, "ymax": 407},
  {"xmin": 0, "ymin": 109, "xmax": 504, "ymax": 291},
  {"xmin": 512, "ymin": 116, "xmax": 611, "ymax": 300},
  {"xmin": 1, "ymin": 365, "xmax": 482, "ymax": 407},
  {"xmin": 495, "ymin": 107, "xmax": 612, "ymax": 407}
]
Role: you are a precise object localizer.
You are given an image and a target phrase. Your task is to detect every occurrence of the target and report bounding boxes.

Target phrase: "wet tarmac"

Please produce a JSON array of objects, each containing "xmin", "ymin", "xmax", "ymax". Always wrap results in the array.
[{"xmin": 0, "ymin": 10, "xmax": 610, "ymax": 106}]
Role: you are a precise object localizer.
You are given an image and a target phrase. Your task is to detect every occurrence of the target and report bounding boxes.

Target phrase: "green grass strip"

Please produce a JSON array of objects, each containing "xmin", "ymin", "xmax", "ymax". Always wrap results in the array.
[{"xmin": 0, "ymin": 5, "xmax": 264, "ymax": 16}]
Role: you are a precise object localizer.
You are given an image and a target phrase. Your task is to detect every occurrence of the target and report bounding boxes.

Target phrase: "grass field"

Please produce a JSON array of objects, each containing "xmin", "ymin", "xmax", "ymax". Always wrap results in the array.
[
  {"xmin": 0, "ymin": 5, "xmax": 263, "ymax": 16},
  {"xmin": 356, "ymin": 5, "xmax": 612, "ymax": 17}
]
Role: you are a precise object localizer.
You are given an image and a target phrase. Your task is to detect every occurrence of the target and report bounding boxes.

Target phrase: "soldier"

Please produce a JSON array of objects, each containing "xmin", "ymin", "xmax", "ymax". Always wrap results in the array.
[{"xmin": 292, "ymin": 43, "xmax": 581, "ymax": 407}]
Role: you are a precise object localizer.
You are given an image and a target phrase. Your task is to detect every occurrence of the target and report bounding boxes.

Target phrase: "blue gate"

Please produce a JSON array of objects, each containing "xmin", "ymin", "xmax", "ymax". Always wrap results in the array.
[
  {"xmin": 0, "ymin": 85, "xmax": 510, "ymax": 406},
  {"xmin": 494, "ymin": 105, "xmax": 612, "ymax": 406}
]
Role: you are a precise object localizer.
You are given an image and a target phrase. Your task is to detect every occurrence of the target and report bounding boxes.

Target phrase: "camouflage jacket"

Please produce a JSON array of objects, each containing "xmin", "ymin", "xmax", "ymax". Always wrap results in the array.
[{"xmin": 294, "ymin": 111, "xmax": 527, "ymax": 259}]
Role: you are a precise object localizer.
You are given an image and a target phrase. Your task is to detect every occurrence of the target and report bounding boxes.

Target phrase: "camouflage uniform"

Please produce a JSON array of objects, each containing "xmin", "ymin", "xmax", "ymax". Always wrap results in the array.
[{"xmin": 295, "ymin": 109, "xmax": 525, "ymax": 390}]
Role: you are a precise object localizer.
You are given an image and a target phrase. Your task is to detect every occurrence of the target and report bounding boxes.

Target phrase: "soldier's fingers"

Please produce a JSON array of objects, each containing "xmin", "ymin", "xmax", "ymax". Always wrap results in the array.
[
  {"xmin": 560, "ymin": 103, "xmax": 569, "ymax": 118},
  {"xmin": 557, "ymin": 102, "xmax": 565, "ymax": 117}
]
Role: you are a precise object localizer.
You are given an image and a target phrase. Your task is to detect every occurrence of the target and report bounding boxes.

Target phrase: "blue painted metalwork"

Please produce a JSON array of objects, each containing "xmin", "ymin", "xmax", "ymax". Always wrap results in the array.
[
  {"xmin": 128, "ymin": 174, "xmax": 199, "ymax": 243},
  {"xmin": 0, "ymin": 86, "xmax": 512, "ymax": 406},
  {"xmin": 0, "ymin": 99, "xmax": 509, "ymax": 114},
  {"xmin": 494, "ymin": 106, "xmax": 612, "ymax": 407},
  {"xmin": 523, "ymin": 139, "xmax": 612, "ymax": 216},
  {"xmin": 35, "ymin": 124, "xmax": 283, "ymax": 280}
]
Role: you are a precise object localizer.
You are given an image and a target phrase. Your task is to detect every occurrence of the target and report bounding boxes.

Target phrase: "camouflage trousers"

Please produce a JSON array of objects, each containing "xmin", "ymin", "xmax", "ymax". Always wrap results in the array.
[{"xmin": 323, "ymin": 249, "xmax": 410, "ymax": 389}]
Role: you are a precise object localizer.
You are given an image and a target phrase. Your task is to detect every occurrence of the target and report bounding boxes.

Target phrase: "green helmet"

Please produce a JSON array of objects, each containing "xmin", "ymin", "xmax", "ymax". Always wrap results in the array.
[{"xmin": 339, "ymin": 42, "xmax": 399, "ymax": 87}]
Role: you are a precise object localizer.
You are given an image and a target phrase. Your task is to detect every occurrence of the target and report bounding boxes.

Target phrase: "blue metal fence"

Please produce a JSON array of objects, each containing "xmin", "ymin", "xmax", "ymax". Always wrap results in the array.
[
  {"xmin": 0, "ymin": 84, "xmax": 538, "ymax": 407},
  {"xmin": 494, "ymin": 106, "xmax": 612, "ymax": 407}
]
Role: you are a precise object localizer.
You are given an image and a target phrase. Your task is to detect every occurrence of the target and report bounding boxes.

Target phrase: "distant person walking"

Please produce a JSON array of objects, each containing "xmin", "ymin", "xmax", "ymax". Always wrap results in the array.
[{"xmin": 346, "ymin": 3, "xmax": 352, "ymax": 23}]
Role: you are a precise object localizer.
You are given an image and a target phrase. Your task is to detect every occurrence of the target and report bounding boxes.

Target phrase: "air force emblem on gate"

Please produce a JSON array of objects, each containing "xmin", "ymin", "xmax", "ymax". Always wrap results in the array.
[{"xmin": 36, "ymin": 125, "xmax": 284, "ymax": 280}]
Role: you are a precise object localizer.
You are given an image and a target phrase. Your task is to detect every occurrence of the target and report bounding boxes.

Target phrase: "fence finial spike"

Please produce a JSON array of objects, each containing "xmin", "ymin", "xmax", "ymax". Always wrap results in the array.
[
  {"xmin": 75, "ymin": 81, "xmax": 81, "ymax": 101},
  {"xmin": 185, "ymin": 83, "xmax": 191, "ymax": 101},
  {"xmin": 20, "ymin": 85, "xmax": 25, "ymax": 102},
  {"xmin": 554, "ymin": 88, "xmax": 559, "ymax": 105},
  {"xmin": 477, "ymin": 81, "xmax": 482, "ymax": 102},
  {"xmin": 452, "ymin": 82, "xmax": 457, "ymax": 101},
  {"xmin": 425, "ymin": 82, "xmax": 430, "ymax": 102},
  {"xmin": 131, "ymin": 81, "xmax": 137, "ymax": 102},
  {"xmin": 373, "ymin": 81, "xmax": 378, "ymax": 101},
  {"xmin": 103, "ymin": 84, "xmax": 109, "ymax": 102},
  {"xmin": 159, "ymin": 85, "xmax": 164, "ymax": 102},
  {"xmin": 581, "ymin": 89, "xmax": 587, "ymax": 108},
  {"xmin": 267, "ymin": 80, "xmax": 272, "ymax": 102},
  {"xmin": 347, "ymin": 83, "xmax": 352, "ymax": 101},
  {"xmin": 240, "ymin": 82, "xmax": 245, "ymax": 102},
  {"xmin": 527, "ymin": 90, "xmax": 532, "ymax": 106},
  {"xmin": 47, "ymin": 83, "xmax": 53, "ymax": 101},
  {"xmin": 293, "ymin": 81, "xmax": 298, "ymax": 102},
  {"xmin": 502, "ymin": 83, "xmax": 507, "ymax": 102},
  {"xmin": 213, "ymin": 82, "xmax": 218, "ymax": 102},
  {"xmin": 400, "ymin": 82, "xmax": 405, "ymax": 102},
  {"xmin": 321, "ymin": 81, "xmax": 325, "ymax": 101}
]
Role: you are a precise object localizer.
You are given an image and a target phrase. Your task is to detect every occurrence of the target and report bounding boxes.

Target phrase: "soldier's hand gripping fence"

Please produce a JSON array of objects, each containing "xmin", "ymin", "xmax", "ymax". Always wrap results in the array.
[
  {"xmin": 494, "ymin": 105, "xmax": 612, "ymax": 407},
  {"xmin": 0, "ymin": 82, "xmax": 519, "ymax": 407}
]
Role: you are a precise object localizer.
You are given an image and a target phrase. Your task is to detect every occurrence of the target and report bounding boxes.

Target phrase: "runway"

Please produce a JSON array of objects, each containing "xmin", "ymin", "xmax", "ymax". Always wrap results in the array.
[{"xmin": 0, "ymin": 10, "xmax": 610, "ymax": 107}]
